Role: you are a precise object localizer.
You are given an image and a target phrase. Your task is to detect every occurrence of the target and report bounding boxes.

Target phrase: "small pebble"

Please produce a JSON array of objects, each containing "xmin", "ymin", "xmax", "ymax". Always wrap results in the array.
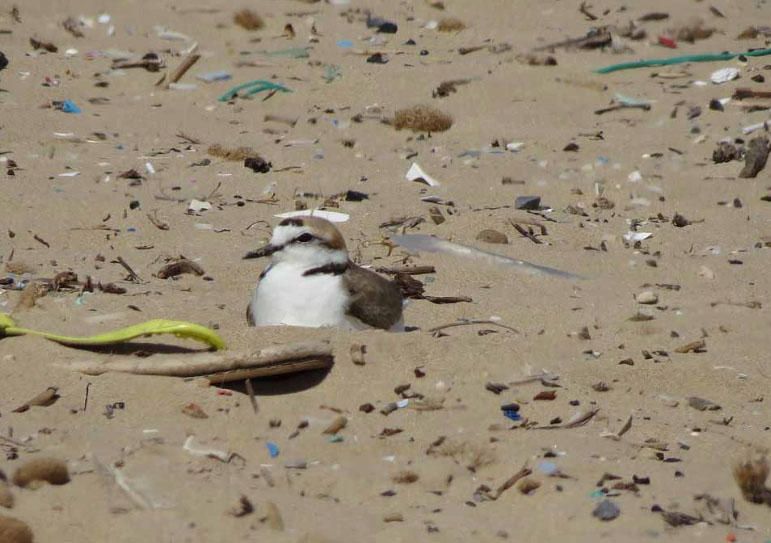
[
  {"xmin": 687, "ymin": 396, "xmax": 721, "ymax": 411},
  {"xmin": 515, "ymin": 195, "xmax": 541, "ymax": 210},
  {"xmin": 476, "ymin": 229, "xmax": 508, "ymax": 244},
  {"xmin": 635, "ymin": 291, "xmax": 659, "ymax": 305},
  {"xmin": 593, "ymin": 499, "xmax": 620, "ymax": 521}
]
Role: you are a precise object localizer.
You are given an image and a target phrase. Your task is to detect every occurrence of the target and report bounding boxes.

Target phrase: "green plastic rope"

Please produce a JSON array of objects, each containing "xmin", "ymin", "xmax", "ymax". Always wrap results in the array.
[{"xmin": 595, "ymin": 48, "xmax": 771, "ymax": 74}]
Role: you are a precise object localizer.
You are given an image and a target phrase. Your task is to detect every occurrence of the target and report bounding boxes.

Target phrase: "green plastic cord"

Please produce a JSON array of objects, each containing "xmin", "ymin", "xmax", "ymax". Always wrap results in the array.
[
  {"xmin": 0, "ymin": 313, "xmax": 226, "ymax": 350},
  {"xmin": 218, "ymin": 80, "xmax": 291, "ymax": 102},
  {"xmin": 594, "ymin": 47, "xmax": 771, "ymax": 74}
]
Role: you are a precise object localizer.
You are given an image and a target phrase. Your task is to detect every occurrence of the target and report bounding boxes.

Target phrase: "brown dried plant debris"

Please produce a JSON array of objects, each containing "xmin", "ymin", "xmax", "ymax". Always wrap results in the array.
[
  {"xmin": 0, "ymin": 515, "xmax": 33, "ymax": 543},
  {"xmin": 392, "ymin": 470, "xmax": 419, "ymax": 484},
  {"xmin": 207, "ymin": 144, "xmax": 256, "ymax": 161},
  {"xmin": 733, "ymin": 453, "xmax": 771, "ymax": 505},
  {"xmin": 668, "ymin": 18, "xmax": 715, "ymax": 43},
  {"xmin": 427, "ymin": 437, "xmax": 496, "ymax": 472},
  {"xmin": 393, "ymin": 105, "xmax": 453, "ymax": 133},
  {"xmin": 234, "ymin": 9, "xmax": 265, "ymax": 31},
  {"xmin": 12, "ymin": 458, "xmax": 70, "ymax": 488},
  {"xmin": 437, "ymin": 17, "xmax": 466, "ymax": 32}
]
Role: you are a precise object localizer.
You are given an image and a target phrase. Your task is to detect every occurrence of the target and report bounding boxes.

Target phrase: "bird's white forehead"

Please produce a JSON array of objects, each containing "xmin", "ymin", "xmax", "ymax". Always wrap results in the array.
[{"xmin": 270, "ymin": 225, "xmax": 309, "ymax": 247}]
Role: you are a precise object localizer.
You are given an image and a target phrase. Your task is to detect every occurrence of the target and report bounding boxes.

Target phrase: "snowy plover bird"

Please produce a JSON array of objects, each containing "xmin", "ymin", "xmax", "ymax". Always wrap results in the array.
[{"xmin": 244, "ymin": 217, "xmax": 404, "ymax": 330}]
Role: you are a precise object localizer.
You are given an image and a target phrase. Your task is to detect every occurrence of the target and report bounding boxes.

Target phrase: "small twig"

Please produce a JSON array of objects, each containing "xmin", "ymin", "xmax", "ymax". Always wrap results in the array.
[
  {"xmin": 511, "ymin": 223, "xmax": 542, "ymax": 244},
  {"xmin": 375, "ymin": 265, "xmax": 436, "ymax": 275},
  {"xmin": 579, "ymin": 1, "xmax": 598, "ymax": 20},
  {"xmin": 428, "ymin": 319, "xmax": 519, "ymax": 335},
  {"xmin": 83, "ymin": 382, "xmax": 91, "ymax": 412},
  {"xmin": 494, "ymin": 466, "xmax": 532, "ymax": 499},
  {"xmin": 509, "ymin": 371, "xmax": 560, "ymax": 386},
  {"xmin": 32, "ymin": 233, "xmax": 50, "ymax": 248},
  {"xmin": 115, "ymin": 256, "xmax": 141, "ymax": 283},
  {"xmin": 509, "ymin": 217, "xmax": 547, "ymax": 236},
  {"xmin": 147, "ymin": 210, "xmax": 170, "ymax": 231},
  {"xmin": 244, "ymin": 378, "xmax": 259, "ymax": 414},
  {"xmin": 422, "ymin": 295, "xmax": 472, "ymax": 304},
  {"xmin": 595, "ymin": 103, "xmax": 651, "ymax": 115},
  {"xmin": 205, "ymin": 181, "xmax": 223, "ymax": 202},
  {"xmin": 160, "ymin": 47, "xmax": 200, "ymax": 89},
  {"xmin": 176, "ymin": 132, "xmax": 201, "ymax": 145},
  {"xmin": 534, "ymin": 408, "xmax": 599, "ymax": 430}
]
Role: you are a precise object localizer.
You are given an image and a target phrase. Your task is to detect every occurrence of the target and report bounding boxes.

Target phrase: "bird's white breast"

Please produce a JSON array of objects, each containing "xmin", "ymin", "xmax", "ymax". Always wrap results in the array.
[{"xmin": 250, "ymin": 261, "xmax": 358, "ymax": 329}]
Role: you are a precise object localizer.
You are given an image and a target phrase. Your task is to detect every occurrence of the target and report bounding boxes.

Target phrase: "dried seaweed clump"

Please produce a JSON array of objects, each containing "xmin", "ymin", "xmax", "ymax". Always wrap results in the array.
[
  {"xmin": 234, "ymin": 9, "xmax": 265, "ymax": 31},
  {"xmin": 437, "ymin": 17, "xmax": 466, "ymax": 32},
  {"xmin": 207, "ymin": 144, "xmax": 256, "ymax": 161},
  {"xmin": 733, "ymin": 453, "xmax": 771, "ymax": 505},
  {"xmin": 427, "ymin": 438, "xmax": 495, "ymax": 472},
  {"xmin": 393, "ymin": 105, "xmax": 453, "ymax": 133}
]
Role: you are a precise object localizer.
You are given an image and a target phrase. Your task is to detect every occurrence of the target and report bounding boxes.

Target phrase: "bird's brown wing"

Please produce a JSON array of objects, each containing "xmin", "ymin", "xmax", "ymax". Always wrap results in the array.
[{"xmin": 342, "ymin": 264, "xmax": 403, "ymax": 330}]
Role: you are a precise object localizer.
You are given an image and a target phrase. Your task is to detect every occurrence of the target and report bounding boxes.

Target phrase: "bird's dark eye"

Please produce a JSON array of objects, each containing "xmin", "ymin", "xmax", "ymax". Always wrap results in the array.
[{"xmin": 296, "ymin": 233, "xmax": 314, "ymax": 243}]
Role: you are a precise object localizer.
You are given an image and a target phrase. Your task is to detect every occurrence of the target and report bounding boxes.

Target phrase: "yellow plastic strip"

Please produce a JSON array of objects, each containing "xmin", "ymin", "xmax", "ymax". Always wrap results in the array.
[{"xmin": 0, "ymin": 314, "xmax": 225, "ymax": 351}]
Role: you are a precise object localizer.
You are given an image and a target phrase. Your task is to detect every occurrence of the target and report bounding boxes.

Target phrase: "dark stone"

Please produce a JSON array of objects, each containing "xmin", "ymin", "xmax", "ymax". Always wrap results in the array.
[
  {"xmin": 515, "ymin": 195, "xmax": 541, "ymax": 210},
  {"xmin": 377, "ymin": 22, "xmax": 398, "ymax": 34},
  {"xmin": 244, "ymin": 156, "xmax": 271, "ymax": 173},
  {"xmin": 366, "ymin": 53, "xmax": 388, "ymax": 64}
]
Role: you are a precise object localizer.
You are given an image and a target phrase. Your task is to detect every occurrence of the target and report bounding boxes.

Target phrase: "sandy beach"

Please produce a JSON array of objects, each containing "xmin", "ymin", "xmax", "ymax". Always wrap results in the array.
[{"xmin": 1, "ymin": 1, "xmax": 770, "ymax": 541}]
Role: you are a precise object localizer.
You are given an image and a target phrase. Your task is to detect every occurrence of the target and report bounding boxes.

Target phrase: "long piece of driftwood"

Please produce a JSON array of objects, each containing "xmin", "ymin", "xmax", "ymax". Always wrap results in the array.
[{"xmin": 59, "ymin": 341, "xmax": 333, "ymax": 383}]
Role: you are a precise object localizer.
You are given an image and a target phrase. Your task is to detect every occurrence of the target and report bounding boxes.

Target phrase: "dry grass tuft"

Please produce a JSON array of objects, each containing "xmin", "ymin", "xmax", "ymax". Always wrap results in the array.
[
  {"xmin": 234, "ymin": 9, "xmax": 265, "ymax": 31},
  {"xmin": 207, "ymin": 144, "xmax": 256, "ymax": 161},
  {"xmin": 392, "ymin": 470, "xmax": 420, "ymax": 484},
  {"xmin": 733, "ymin": 452, "xmax": 771, "ymax": 505},
  {"xmin": 428, "ymin": 438, "xmax": 495, "ymax": 472},
  {"xmin": 437, "ymin": 17, "xmax": 466, "ymax": 32},
  {"xmin": 393, "ymin": 105, "xmax": 453, "ymax": 133}
]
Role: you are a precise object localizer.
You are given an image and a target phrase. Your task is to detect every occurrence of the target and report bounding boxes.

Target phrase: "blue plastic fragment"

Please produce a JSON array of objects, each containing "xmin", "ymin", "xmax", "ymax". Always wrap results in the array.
[
  {"xmin": 266, "ymin": 441, "xmax": 280, "ymax": 458},
  {"xmin": 336, "ymin": 40, "xmax": 354, "ymax": 48},
  {"xmin": 502, "ymin": 409, "xmax": 521, "ymax": 422},
  {"xmin": 538, "ymin": 461, "xmax": 558, "ymax": 475},
  {"xmin": 60, "ymin": 99, "xmax": 81, "ymax": 114},
  {"xmin": 328, "ymin": 435, "xmax": 344, "ymax": 443}
]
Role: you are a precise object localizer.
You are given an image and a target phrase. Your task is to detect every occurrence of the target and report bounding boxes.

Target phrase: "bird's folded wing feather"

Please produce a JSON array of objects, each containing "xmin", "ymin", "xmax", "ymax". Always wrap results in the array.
[{"xmin": 343, "ymin": 265, "xmax": 403, "ymax": 330}]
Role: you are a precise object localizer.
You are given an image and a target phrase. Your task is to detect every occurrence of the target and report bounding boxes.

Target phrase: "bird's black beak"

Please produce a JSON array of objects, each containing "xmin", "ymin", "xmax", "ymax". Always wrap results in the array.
[{"xmin": 243, "ymin": 243, "xmax": 278, "ymax": 259}]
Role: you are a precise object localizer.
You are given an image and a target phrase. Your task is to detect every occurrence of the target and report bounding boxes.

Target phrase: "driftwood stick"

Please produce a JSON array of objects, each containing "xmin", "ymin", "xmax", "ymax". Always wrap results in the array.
[
  {"xmin": 160, "ymin": 46, "xmax": 201, "ymax": 89},
  {"xmin": 206, "ymin": 357, "xmax": 332, "ymax": 383},
  {"xmin": 59, "ymin": 341, "xmax": 333, "ymax": 382}
]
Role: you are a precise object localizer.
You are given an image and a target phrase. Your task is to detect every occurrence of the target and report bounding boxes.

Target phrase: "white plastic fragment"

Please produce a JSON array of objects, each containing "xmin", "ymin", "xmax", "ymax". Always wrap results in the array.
[
  {"xmin": 506, "ymin": 142, "xmax": 525, "ymax": 152},
  {"xmin": 144, "ymin": 162, "xmax": 155, "ymax": 175},
  {"xmin": 710, "ymin": 67, "xmax": 740, "ymax": 84},
  {"xmin": 274, "ymin": 209, "xmax": 350, "ymax": 223},
  {"xmin": 405, "ymin": 162, "xmax": 440, "ymax": 187},
  {"xmin": 188, "ymin": 199, "xmax": 212, "ymax": 213},
  {"xmin": 168, "ymin": 83, "xmax": 198, "ymax": 91},
  {"xmin": 698, "ymin": 266, "xmax": 715, "ymax": 279},
  {"xmin": 627, "ymin": 170, "xmax": 642, "ymax": 183},
  {"xmin": 183, "ymin": 436, "xmax": 232, "ymax": 462},
  {"xmin": 742, "ymin": 119, "xmax": 771, "ymax": 135},
  {"xmin": 154, "ymin": 26, "xmax": 192, "ymax": 41},
  {"xmin": 58, "ymin": 171, "xmax": 80, "ymax": 177},
  {"xmin": 623, "ymin": 231, "xmax": 652, "ymax": 242}
]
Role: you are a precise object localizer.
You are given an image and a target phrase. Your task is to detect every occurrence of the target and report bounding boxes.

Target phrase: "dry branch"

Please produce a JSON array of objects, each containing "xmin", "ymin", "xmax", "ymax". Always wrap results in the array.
[{"xmin": 59, "ymin": 340, "xmax": 333, "ymax": 382}]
